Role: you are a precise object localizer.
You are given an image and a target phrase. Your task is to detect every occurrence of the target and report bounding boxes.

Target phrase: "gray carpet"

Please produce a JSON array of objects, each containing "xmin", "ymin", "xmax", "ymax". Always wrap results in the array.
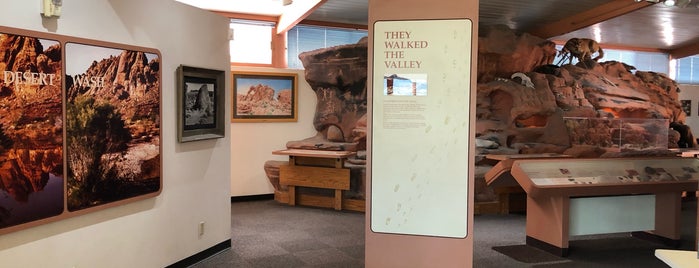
[
  {"xmin": 191, "ymin": 200, "xmax": 364, "ymax": 268},
  {"xmin": 191, "ymin": 199, "xmax": 696, "ymax": 267}
]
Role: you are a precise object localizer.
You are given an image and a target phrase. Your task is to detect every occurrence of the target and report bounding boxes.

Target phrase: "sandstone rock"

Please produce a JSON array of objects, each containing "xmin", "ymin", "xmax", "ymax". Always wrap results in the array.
[
  {"xmin": 478, "ymin": 25, "xmax": 558, "ymax": 83},
  {"xmin": 263, "ymin": 160, "xmax": 288, "ymax": 191},
  {"xmin": 298, "ymin": 37, "xmax": 368, "ymax": 144}
]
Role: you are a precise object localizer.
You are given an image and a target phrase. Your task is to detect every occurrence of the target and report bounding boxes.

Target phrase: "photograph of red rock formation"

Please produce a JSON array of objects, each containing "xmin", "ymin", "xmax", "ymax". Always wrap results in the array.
[
  {"xmin": 0, "ymin": 33, "xmax": 64, "ymax": 229},
  {"xmin": 65, "ymin": 43, "xmax": 160, "ymax": 211},
  {"xmin": 233, "ymin": 73, "xmax": 295, "ymax": 121}
]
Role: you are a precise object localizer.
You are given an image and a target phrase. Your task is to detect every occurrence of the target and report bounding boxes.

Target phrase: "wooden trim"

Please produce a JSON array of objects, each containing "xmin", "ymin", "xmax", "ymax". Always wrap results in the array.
[
  {"xmin": 528, "ymin": 0, "xmax": 655, "ymax": 39},
  {"xmin": 230, "ymin": 62, "xmax": 273, "ymax": 68},
  {"xmin": 213, "ymin": 11, "xmax": 278, "ymax": 22},
  {"xmin": 668, "ymin": 41, "xmax": 699, "ymax": 60},
  {"xmin": 300, "ymin": 19, "xmax": 369, "ymax": 30},
  {"xmin": 272, "ymin": 28, "xmax": 288, "ymax": 68}
]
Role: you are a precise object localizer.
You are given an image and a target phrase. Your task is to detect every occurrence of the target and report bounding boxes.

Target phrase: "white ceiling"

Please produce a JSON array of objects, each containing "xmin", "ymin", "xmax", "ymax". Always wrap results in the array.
[{"xmin": 179, "ymin": 0, "xmax": 699, "ymax": 58}]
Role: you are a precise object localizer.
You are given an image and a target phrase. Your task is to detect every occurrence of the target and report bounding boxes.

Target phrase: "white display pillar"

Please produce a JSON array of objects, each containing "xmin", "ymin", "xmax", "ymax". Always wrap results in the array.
[{"xmin": 366, "ymin": 0, "xmax": 478, "ymax": 267}]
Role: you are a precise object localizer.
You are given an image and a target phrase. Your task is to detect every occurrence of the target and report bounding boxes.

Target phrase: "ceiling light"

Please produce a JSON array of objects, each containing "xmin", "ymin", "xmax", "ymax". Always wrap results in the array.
[
  {"xmin": 283, "ymin": 0, "xmax": 293, "ymax": 6},
  {"xmin": 665, "ymin": 0, "xmax": 676, "ymax": 6}
]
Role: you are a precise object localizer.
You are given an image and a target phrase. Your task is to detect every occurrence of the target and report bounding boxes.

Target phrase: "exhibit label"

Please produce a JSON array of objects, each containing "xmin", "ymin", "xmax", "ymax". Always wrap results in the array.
[{"xmin": 371, "ymin": 19, "xmax": 472, "ymax": 238}]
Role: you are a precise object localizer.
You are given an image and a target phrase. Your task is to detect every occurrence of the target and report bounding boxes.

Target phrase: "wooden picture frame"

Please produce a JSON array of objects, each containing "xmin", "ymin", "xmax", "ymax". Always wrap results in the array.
[
  {"xmin": 177, "ymin": 65, "xmax": 226, "ymax": 142},
  {"xmin": 231, "ymin": 72, "xmax": 298, "ymax": 122}
]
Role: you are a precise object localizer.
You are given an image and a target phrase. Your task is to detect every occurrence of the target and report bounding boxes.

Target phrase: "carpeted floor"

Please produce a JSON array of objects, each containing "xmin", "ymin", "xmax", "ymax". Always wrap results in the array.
[{"xmin": 191, "ymin": 199, "xmax": 696, "ymax": 267}]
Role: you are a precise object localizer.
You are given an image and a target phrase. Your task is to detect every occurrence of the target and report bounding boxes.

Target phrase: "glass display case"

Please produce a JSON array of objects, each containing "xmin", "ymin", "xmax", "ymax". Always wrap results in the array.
[
  {"xmin": 518, "ymin": 158, "xmax": 699, "ymax": 186},
  {"xmin": 508, "ymin": 157, "xmax": 698, "ymax": 256},
  {"xmin": 564, "ymin": 117, "xmax": 669, "ymax": 152}
]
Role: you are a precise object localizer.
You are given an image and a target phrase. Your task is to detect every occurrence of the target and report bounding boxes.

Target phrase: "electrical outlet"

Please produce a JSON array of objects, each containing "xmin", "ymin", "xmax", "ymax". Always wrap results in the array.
[{"xmin": 198, "ymin": 221, "xmax": 205, "ymax": 237}]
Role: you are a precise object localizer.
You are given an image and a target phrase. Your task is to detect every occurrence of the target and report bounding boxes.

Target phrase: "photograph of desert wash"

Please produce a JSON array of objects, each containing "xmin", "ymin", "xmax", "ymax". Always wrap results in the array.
[{"xmin": 65, "ymin": 43, "xmax": 160, "ymax": 211}]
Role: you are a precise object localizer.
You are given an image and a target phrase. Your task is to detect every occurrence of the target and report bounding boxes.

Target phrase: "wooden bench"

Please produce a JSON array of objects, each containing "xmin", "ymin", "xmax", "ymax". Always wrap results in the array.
[{"xmin": 274, "ymin": 149, "xmax": 355, "ymax": 210}]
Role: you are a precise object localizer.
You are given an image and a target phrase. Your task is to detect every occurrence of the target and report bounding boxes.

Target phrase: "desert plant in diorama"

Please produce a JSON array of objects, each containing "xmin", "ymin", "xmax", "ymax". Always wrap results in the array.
[{"xmin": 66, "ymin": 95, "xmax": 132, "ymax": 210}]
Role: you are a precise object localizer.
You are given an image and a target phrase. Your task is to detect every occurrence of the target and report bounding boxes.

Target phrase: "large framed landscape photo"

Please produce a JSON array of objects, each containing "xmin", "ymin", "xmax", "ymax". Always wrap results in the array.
[
  {"xmin": 65, "ymin": 42, "xmax": 162, "ymax": 212},
  {"xmin": 232, "ymin": 72, "xmax": 297, "ymax": 122},
  {"xmin": 177, "ymin": 65, "xmax": 226, "ymax": 142},
  {"xmin": 0, "ymin": 25, "xmax": 162, "ymax": 235}
]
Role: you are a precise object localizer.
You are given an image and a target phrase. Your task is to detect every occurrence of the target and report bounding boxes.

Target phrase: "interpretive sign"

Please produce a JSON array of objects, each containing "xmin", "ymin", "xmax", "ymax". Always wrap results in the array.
[{"xmin": 371, "ymin": 19, "xmax": 472, "ymax": 238}]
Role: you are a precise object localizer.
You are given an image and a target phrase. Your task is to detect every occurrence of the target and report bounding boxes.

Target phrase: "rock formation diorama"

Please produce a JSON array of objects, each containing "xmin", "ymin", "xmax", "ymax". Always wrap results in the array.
[{"xmin": 265, "ymin": 25, "xmax": 692, "ymax": 208}]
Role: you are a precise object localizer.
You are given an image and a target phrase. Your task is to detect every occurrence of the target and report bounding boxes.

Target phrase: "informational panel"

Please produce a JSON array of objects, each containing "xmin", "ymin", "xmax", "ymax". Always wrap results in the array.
[{"xmin": 371, "ymin": 19, "xmax": 472, "ymax": 238}]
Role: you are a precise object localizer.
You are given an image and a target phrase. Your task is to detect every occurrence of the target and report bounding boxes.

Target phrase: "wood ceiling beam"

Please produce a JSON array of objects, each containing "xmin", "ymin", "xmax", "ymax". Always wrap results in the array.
[
  {"xmin": 277, "ymin": 0, "xmax": 328, "ymax": 34},
  {"xmin": 529, "ymin": 0, "xmax": 654, "ymax": 39},
  {"xmin": 668, "ymin": 40, "xmax": 699, "ymax": 59}
]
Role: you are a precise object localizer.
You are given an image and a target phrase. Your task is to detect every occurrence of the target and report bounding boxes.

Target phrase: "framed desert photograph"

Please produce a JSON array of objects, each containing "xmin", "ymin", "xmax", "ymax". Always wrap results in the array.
[
  {"xmin": 65, "ymin": 42, "xmax": 162, "ymax": 212},
  {"xmin": 232, "ymin": 72, "xmax": 298, "ymax": 122},
  {"xmin": 177, "ymin": 65, "xmax": 226, "ymax": 142}
]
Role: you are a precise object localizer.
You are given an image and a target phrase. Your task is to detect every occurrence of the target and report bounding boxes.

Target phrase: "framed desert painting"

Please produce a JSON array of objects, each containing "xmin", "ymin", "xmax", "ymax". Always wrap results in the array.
[
  {"xmin": 231, "ymin": 72, "xmax": 297, "ymax": 122},
  {"xmin": 177, "ymin": 65, "xmax": 226, "ymax": 142}
]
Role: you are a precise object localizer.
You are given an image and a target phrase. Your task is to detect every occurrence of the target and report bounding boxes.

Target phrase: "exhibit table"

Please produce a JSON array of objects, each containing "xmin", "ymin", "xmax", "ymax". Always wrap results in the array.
[
  {"xmin": 272, "ymin": 149, "xmax": 356, "ymax": 210},
  {"xmin": 655, "ymin": 249, "xmax": 699, "ymax": 268},
  {"xmin": 509, "ymin": 157, "xmax": 699, "ymax": 256},
  {"xmin": 485, "ymin": 154, "xmax": 571, "ymax": 187},
  {"xmin": 484, "ymin": 154, "xmax": 571, "ymax": 214}
]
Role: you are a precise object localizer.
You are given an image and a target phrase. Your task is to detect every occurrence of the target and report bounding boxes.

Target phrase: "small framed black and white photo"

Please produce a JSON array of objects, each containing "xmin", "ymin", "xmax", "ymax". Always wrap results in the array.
[{"xmin": 177, "ymin": 65, "xmax": 225, "ymax": 142}]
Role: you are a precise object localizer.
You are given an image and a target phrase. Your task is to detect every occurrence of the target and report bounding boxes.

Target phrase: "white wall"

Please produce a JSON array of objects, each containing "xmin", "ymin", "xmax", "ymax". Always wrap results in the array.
[
  {"xmin": 230, "ymin": 67, "xmax": 318, "ymax": 196},
  {"xmin": 678, "ymin": 84, "xmax": 699, "ymax": 133},
  {"xmin": 0, "ymin": 1, "xmax": 232, "ymax": 267}
]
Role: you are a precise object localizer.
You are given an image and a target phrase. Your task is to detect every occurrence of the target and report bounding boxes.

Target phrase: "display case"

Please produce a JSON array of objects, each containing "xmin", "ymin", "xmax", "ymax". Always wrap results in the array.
[
  {"xmin": 511, "ymin": 157, "xmax": 699, "ymax": 198},
  {"xmin": 508, "ymin": 157, "xmax": 698, "ymax": 256},
  {"xmin": 563, "ymin": 117, "xmax": 669, "ymax": 152}
]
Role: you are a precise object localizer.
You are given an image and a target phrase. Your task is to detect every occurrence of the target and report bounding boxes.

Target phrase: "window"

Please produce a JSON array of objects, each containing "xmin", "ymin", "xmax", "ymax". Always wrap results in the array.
[
  {"xmin": 287, "ymin": 25, "xmax": 367, "ymax": 69},
  {"xmin": 674, "ymin": 56, "xmax": 699, "ymax": 84},
  {"xmin": 230, "ymin": 20, "xmax": 274, "ymax": 65}
]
